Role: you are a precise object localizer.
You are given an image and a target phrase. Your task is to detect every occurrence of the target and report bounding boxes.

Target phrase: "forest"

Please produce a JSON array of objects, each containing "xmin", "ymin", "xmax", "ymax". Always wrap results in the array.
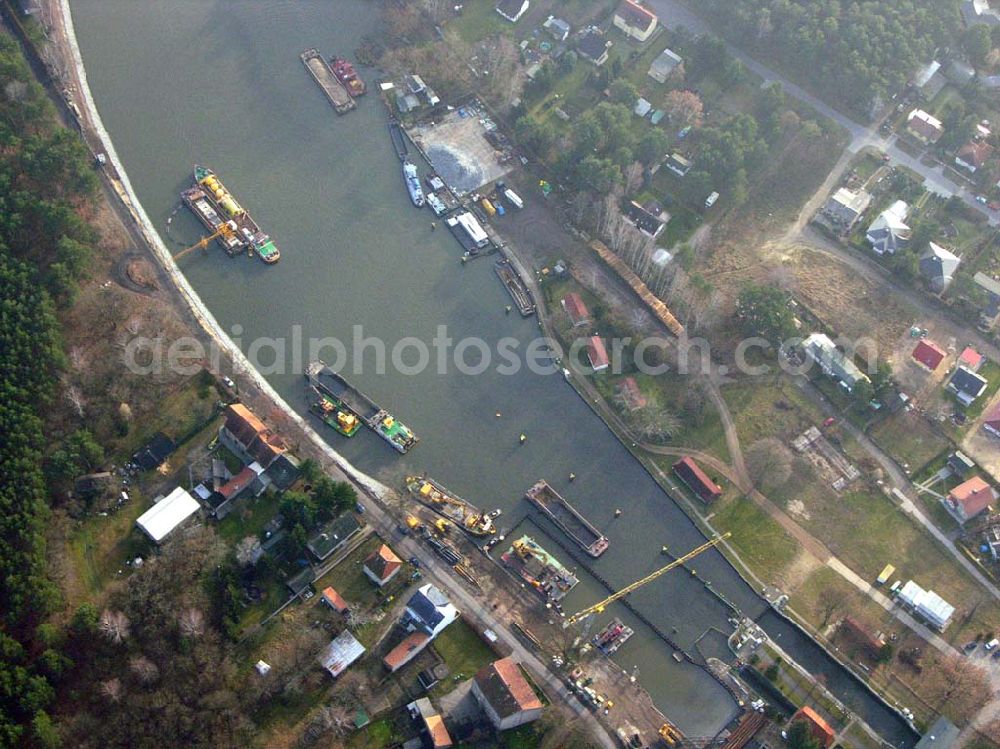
[{"xmin": 699, "ymin": 0, "xmax": 961, "ymax": 117}]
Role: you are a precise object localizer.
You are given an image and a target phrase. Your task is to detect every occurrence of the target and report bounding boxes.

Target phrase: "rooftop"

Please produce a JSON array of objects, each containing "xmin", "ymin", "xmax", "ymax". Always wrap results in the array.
[
  {"xmin": 365, "ymin": 543, "xmax": 403, "ymax": 581},
  {"xmin": 911, "ymin": 339, "xmax": 947, "ymax": 370},
  {"xmin": 474, "ymin": 658, "xmax": 544, "ymax": 718},
  {"xmin": 319, "ymin": 630, "xmax": 365, "ymax": 678},
  {"xmin": 587, "ymin": 335, "xmax": 609, "ymax": 370},
  {"xmin": 615, "ymin": 0, "xmax": 657, "ymax": 31},
  {"xmin": 136, "ymin": 487, "xmax": 200, "ymax": 543},
  {"xmin": 948, "ymin": 476, "xmax": 996, "ymax": 517},
  {"xmin": 384, "ymin": 631, "xmax": 431, "ymax": 671}
]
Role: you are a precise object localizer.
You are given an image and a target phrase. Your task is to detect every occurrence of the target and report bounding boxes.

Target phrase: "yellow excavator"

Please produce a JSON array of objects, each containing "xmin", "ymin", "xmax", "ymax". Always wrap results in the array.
[{"xmin": 172, "ymin": 220, "xmax": 237, "ymax": 261}]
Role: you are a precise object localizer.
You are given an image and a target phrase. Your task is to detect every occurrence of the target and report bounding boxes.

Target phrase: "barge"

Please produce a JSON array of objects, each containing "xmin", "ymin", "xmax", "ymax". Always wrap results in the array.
[
  {"xmin": 593, "ymin": 617, "xmax": 634, "ymax": 655},
  {"xmin": 500, "ymin": 535, "xmax": 578, "ymax": 602},
  {"xmin": 388, "ymin": 121, "xmax": 408, "ymax": 160},
  {"xmin": 306, "ymin": 361, "xmax": 418, "ymax": 453},
  {"xmin": 494, "ymin": 258, "xmax": 536, "ymax": 316},
  {"xmin": 524, "ymin": 480, "xmax": 609, "ymax": 558},
  {"xmin": 445, "ymin": 210, "xmax": 491, "ymax": 254},
  {"xmin": 188, "ymin": 166, "xmax": 280, "ymax": 263},
  {"xmin": 403, "ymin": 161, "xmax": 425, "ymax": 207},
  {"xmin": 330, "ymin": 57, "xmax": 366, "ymax": 97},
  {"xmin": 309, "ymin": 387, "xmax": 361, "ymax": 437},
  {"xmin": 405, "ymin": 475, "xmax": 500, "ymax": 536},
  {"xmin": 301, "ymin": 48, "xmax": 356, "ymax": 115}
]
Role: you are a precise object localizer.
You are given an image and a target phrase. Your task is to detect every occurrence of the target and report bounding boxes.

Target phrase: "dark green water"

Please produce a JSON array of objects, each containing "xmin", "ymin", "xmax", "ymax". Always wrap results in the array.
[{"xmin": 69, "ymin": 2, "xmax": 915, "ymax": 743}]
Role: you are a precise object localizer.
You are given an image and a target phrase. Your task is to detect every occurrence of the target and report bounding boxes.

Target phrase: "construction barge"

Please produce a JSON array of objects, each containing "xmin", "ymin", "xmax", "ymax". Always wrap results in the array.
[
  {"xmin": 593, "ymin": 617, "xmax": 634, "ymax": 655},
  {"xmin": 183, "ymin": 165, "xmax": 280, "ymax": 263},
  {"xmin": 494, "ymin": 258, "xmax": 536, "ymax": 316},
  {"xmin": 308, "ymin": 386, "xmax": 361, "ymax": 438},
  {"xmin": 306, "ymin": 361, "xmax": 418, "ymax": 453},
  {"xmin": 301, "ymin": 48, "xmax": 356, "ymax": 115},
  {"xmin": 525, "ymin": 480, "xmax": 609, "ymax": 558},
  {"xmin": 405, "ymin": 475, "xmax": 500, "ymax": 537},
  {"xmin": 501, "ymin": 535, "xmax": 578, "ymax": 602}
]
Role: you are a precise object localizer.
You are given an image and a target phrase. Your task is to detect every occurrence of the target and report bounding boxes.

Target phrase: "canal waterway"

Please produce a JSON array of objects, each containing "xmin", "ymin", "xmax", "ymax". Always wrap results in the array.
[{"xmin": 70, "ymin": 1, "xmax": 915, "ymax": 743}]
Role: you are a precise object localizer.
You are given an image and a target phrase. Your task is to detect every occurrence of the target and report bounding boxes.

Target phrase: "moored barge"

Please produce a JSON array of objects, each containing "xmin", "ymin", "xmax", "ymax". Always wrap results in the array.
[
  {"xmin": 405, "ymin": 475, "xmax": 500, "ymax": 536},
  {"xmin": 593, "ymin": 617, "xmax": 634, "ymax": 654},
  {"xmin": 306, "ymin": 361, "xmax": 418, "ymax": 453},
  {"xmin": 301, "ymin": 48, "xmax": 356, "ymax": 115},
  {"xmin": 494, "ymin": 258, "xmax": 536, "ymax": 316},
  {"xmin": 501, "ymin": 535, "xmax": 578, "ymax": 602},
  {"xmin": 309, "ymin": 387, "xmax": 361, "ymax": 437},
  {"xmin": 524, "ymin": 480, "xmax": 609, "ymax": 557},
  {"xmin": 187, "ymin": 165, "xmax": 280, "ymax": 263},
  {"xmin": 330, "ymin": 57, "xmax": 366, "ymax": 97}
]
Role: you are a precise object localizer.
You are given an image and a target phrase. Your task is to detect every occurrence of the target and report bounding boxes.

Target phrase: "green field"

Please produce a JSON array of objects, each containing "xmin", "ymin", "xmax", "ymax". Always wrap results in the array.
[{"xmin": 431, "ymin": 617, "xmax": 497, "ymax": 686}]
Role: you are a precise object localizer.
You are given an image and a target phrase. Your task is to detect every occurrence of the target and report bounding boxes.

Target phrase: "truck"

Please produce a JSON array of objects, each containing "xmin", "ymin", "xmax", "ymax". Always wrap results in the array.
[
  {"xmin": 503, "ymin": 187, "xmax": 524, "ymax": 209},
  {"xmin": 877, "ymin": 564, "xmax": 895, "ymax": 585},
  {"xmin": 480, "ymin": 197, "xmax": 497, "ymax": 217}
]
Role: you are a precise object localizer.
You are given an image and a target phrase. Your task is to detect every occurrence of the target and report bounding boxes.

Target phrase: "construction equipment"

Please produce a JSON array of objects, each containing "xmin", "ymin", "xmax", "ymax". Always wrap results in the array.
[
  {"xmin": 564, "ymin": 533, "xmax": 731, "ymax": 626},
  {"xmin": 172, "ymin": 220, "xmax": 237, "ymax": 261}
]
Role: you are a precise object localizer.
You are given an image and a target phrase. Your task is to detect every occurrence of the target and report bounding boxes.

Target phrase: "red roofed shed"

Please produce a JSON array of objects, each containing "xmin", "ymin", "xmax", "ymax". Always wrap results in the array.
[
  {"xmin": 673, "ymin": 457, "xmax": 722, "ymax": 503},
  {"xmin": 912, "ymin": 339, "xmax": 947, "ymax": 371},
  {"xmin": 561, "ymin": 293, "xmax": 591, "ymax": 327},
  {"xmin": 791, "ymin": 706, "xmax": 835, "ymax": 749},
  {"xmin": 587, "ymin": 336, "xmax": 609, "ymax": 371}
]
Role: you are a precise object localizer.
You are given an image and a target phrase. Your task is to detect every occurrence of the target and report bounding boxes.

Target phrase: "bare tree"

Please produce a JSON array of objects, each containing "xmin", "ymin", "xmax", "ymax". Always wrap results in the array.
[
  {"xmin": 99, "ymin": 609, "xmax": 130, "ymax": 645},
  {"xmin": 745, "ymin": 438, "xmax": 794, "ymax": 493},
  {"xmin": 99, "ymin": 678, "xmax": 123, "ymax": 703},
  {"xmin": 919, "ymin": 653, "xmax": 994, "ymax": 724},
  {"xmin": 129, "ymin": 655, "xmax": 160, "ymax": 684},
  {"xmin": 631, "ymin": 407, "xmax": 682, "ymax": 442},
  {"xmin": 234, "ymin": 536, "xmax": 260, "ymax": 567},
  {"xmin": 178, "ymin": 608, "xmax": 206, "ymax": 638}
]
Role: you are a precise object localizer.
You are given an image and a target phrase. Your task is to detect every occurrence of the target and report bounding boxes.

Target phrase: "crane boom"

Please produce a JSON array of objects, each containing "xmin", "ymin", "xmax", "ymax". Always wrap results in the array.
[
  {"xmin": 173, "ymin": 220, "xmax": 237, "ymax": 261},
  {"xmin": 565, "ymin": 533, "xmax": 731, "ymax": 625}
]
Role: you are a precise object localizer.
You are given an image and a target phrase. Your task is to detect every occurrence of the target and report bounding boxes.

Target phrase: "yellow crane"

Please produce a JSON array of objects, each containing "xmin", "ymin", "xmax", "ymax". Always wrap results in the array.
[
  {"xmin": 172, "ymin": 220, "xmax": 237, "ymax": 261},
  {"xmin": 564, "ymin": 533, "xmax": 731, "ymax": 626}
]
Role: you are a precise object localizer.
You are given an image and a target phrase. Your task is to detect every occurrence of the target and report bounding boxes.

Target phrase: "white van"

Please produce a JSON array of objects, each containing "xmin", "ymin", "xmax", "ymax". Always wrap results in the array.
[
  {"xmin": 986, "ymin": 638, "xmax": 999, "ymax": 651},
  {"xmin": 705, "ymin": 191, "xmax": 719, "ymax": 208}
]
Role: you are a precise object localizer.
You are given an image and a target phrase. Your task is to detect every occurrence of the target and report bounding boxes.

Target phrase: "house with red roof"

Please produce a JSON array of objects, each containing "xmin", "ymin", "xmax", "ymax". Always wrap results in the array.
[
  {"xmin": 959, "ymin": 346, "xmax": 985, "ymax": 372},
  {"xmin": 673, "ymin": 457, "xmax": 722, "ymax": 504},
  {"xmin": 613, "ymin": 0, "xmax": 658, "ymax": 42},
  {"xmin": 944, "ymin": 476, "xmax": 997, "ymax": 523},
  {"xmin": 472, "ymin": 658, "xmax": 545, "ymax": 731},
  {"xmin": 384, "ymin": 632, "xmax": 430, "ymax": 673},
  {"xmin": 791, "ymin": 706, "xmax": 835, "ymax": 749},
  {"xmin": 911, "ymin": 339, "xmax": 947, "ymax": 371},
  {"xmin": 955, "ymin": 139, "xmax": 995, "ymax": 174},
  {"xmin": 407, "ymin": 698, "xmax": 453, "ymax": 749},
  {"xmin": 586, "ymin": 336, "xmax": 609, "ymax": 372},
  {"xmin": 561, "ymin": 292, "xmax": 591, "ymax": 327},
  {"xmin": 363, "ymin": 544, "xmax": 403, "ymax": 587},
  {"xmin": 321, "ymin": 586, "xmax": 350, "ymax": 614}
]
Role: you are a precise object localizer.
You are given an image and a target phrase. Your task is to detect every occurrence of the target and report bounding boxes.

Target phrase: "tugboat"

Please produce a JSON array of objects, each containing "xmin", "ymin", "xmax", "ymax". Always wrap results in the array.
[
  {"xmin": 403, "ymin": 161, "xmax": 425, "ymax": 207},
  {"xmin": 330, "ymin": 57, "xmax": 366, "ymax": 97}
]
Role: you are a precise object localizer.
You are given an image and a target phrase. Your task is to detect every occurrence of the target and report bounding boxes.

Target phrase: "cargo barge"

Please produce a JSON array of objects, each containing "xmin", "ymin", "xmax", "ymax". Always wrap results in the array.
[
  {"xmin": 494, "ymin": 258, "xmax": 536, "ymax": 316},
  {"xmin": 187, "ymin": 166, "xmax": 280, "ymax": 263},
  {"xmin": 330, "ymin": 57, "xmax": 366, "ymax": 97},
  {"xmin": 500, "ymin": 535, "xmax": 578, "ymax": 602},
  {"xmin": 306, "ymin": 361, "xmax": 418, "ymax": 453},
  {"xmin": 301, "ymin": 48, "xmax": 356, "ymax": 115},
  {"xmin": 593, "ymin": 617, "xmax": 634, "ymax": 655},
  {"xmin": 405, "ymin": 475, "xmax": 500, "ymax": 536},
  {"xmin": 524, "ymin": 480, "xmax": 609, "ymax": 558},
  {"xmin": 309, "ymin": 387, "xmax": 361, "ymax": 437},
  {"xmin": 445, "ymin": 210, "xmax": 491, "ymax": 254},
  {"xmin": 388, "ymin": 121, "xmax": 408, "ymax": 160}
]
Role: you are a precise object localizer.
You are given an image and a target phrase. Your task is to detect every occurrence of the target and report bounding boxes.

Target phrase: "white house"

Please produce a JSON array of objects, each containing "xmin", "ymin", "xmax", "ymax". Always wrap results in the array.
[
  {"xmin": 866, "ymin": 200, "xmax": 911, "ymax": 255},
  {"xmin": 613, "ymin": 0, "xmax": 658, "ymax": 42},
  {"xmin": 495, "ymin": 0, "xmax": 529, "ymax": 23}
]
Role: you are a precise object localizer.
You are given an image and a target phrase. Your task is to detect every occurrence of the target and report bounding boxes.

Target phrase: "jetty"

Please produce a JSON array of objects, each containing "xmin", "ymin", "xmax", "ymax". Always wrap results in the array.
[
  {"xmin": 524, "ymin": 480, "xmax": 609, "ymax": 558},
  {"xmin": 494, "ymin": 258, "xmax": 536, "ymax": 316},
  {"xmin": 301, "ymin": 48, "xmax": 356, "ymax": 115}
]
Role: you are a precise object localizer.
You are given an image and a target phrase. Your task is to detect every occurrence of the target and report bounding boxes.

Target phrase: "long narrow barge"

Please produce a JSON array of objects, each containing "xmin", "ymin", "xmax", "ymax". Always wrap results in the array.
[
  {"xmin": 306, "ymin": 361, "xmax": 417, "ymax": 453},
  {"xmin": 494, "ymin": 258, "xmax": 536, "ymax": 316},
  {"xmin": 301, "ymin": 48, "xmax": 356, "ymax": 115},
  {"xmin": 388, "ymin": 121, "xmax": 408, "ymax": 160},
  {"xmin": 185, "ymin": 165, "xmax": 280, "ymax": 263},
  {"xmin": 524, "ymin": 480, "xmax": 609, "ymax": 558}
]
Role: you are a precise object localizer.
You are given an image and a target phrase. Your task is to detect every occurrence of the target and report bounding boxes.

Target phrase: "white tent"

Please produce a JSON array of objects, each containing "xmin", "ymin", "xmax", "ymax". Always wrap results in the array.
[{"xmin": 136, "ymin": 487, "xmax": 200, "ymax": 543}]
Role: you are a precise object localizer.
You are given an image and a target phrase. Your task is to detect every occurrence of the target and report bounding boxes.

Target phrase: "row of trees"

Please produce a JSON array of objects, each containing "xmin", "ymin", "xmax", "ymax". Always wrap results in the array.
[{"xmin": 0, "ymin": 29, "xmax": 101, "ymax": 748}]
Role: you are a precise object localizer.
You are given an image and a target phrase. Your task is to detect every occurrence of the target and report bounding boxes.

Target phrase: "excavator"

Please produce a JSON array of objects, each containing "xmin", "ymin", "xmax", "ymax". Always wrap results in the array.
[{"xmin": 172, "ymin": 220, "xmax": 237, "ymax": 261}]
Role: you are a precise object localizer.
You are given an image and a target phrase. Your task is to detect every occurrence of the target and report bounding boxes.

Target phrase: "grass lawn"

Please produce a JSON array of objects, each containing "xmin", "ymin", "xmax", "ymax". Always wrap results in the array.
[
  {"xmin": 217, "ymin": 490, "xmax": 282, "ymax": 545},
  {"xmin": 67, "ymin": 496, "xmax": 151, "ymax": 597},
  {"xmin": 119, "ymin": 376, "xmax": 218, "ymax": 459},
  {"xmin": 314, "ymin": 535, "xmax": 387, "ymax": 606},
  {"xmin": 711, "ymin": 497, "xmax": 799, "ymax": 585},
  {"xmin": 431, "ymin": 617, "xmax": 497, "ymax": 685},
  {"xmin": 869, "ymin": 410, "xmax": 951, "ymax": 473},
  {"xmin": 345, "ymin": 718, "xmax": 402, "ymax": 749},
  {"xmin": 722, "ymin": 377, "xmax": 828, "ymax": 449},
  {"xmin": 448, "ymin": 1, "xmax": 512, "ymax": 43}
]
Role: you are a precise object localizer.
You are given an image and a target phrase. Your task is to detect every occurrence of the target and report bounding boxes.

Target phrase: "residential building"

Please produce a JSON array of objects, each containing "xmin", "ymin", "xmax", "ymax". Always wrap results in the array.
[
  {"xmin": 665, "ymin": 152, "xmax": 692, "ymax": 176},
  {"xmin": 821, "ymin": 187, "xmax": 871, "ymax": 230},
  {"xmin": 945, "ymin": 475, "xmax": 996, "ymax": 522},
  {"xmin": 673, "ymin": 456, "xmax": 722, "ymax": 504},
  {"xmin": 613, "ymin": 1, "xmax": 658, "ymax": 42},
  {"xmin": 914, "ymin": 717, "xmax": 959, "ymax": 749},
  {"xmin": 920, "ymin": 243, "xmax": 961, "ymax": 294},
  {"xmin": 906, "ymin": 109, "xmax": 944, "ymax": 143},
  {"xmin": 495, "ymin": 0, "xmax": 529, "ymax": 23},
  {"xmin": 617, "ymin": 376, "xmax": 648, "ymax": 411},
  {"xmin": 577, "ymin": 30, "xmax": 610, "ymax": 66},
  {"xmin": 383, "ymin": 584, "xmax": 458, "ymax": 672},
  {"xmin": 408, "ymin": 698, "xmax": 453, "ymax": 749},
  {"xmin": 624, "ymin": 199, "xmax": 666, "ymax": 237},
  {"xmin": 947, "ymin": 365, "xmax": 989, "ymax": 406},
  {"xmin": 321, "ymin": 586, "xmax": 350, "ymax": 614},
  {"xmin": 207, "ymin": 460, "xmax": 267, "ymax": 518},
  {"xmin": 383, "ymin": 631, "xmax": 431, "ymax": 673},
  {"xmin": 912, "ymin": 60, "xmax": 946, "ymax": 100},
  {"xmin": 307, "ymin": 513, "xmax": 363, "ymax": 561},
  {"xmin": 648, "ymin": 48, "xmax": 683, "ymax": 83},
  {"xmin": 955, "ymin": 139, "xmax": 994, "ymax": 173},
  {"xmin": 983, "ymin": 401, "xmax": 1000, "ymax": 436},
  {"xmin": 136, "ymin": 486, "xmax": 201, "ymax": 543},
  {"xmin": 219, "ymin": 403, "xmax": 286, "ymax": 469},
  {"xmin": 958, "ymin": 346, "xmax": 985, "ymax": 371},
  {"xmin": 363, "ymin": 543, "xmax": 403, "ymax": 586},
  {"xmin": 542, "ymin": 15, "xmax": 570, "ymax": 41},
  {"xmin": 586, "ymin": 336, "xmax": 609, "ymax": 372},
  {"xmin": 962, "ymin": 0, "xmax": 1000, "ymax": 26},
  {"xmin": 897, "ymin": 580, "xmax": 955, "ymax": 631},
  {"xmin": 131, "ymin": 432, "xmax": 176, "ymax": 472},
  {"xmin": 318, "ymin": 630, "xmax": 365, "ymax": 678},
  {"xmin": 561, "ymin": 292, "xmax": 591, "ymax": 327},
  {"xmin": 802, "ymin": 333, "xmax": 871, "ymax": 391},
  {"xmin": 265, "ymin": 452, "xmax": 302, "ymax": 491},
  {"xmin": 633, "ymin": 97, "xmax": 652, "ymax": 117},
  {"xmin": 911, "ymin": 339, "xmax": 947, "ymax": 371},
  {"xmin": 472, "ymin": 658, "xmax": 545, "ymax": 732},
  {"xmin": 790, "ymin": 707, "xmax": 835, "ymax": 749},
  {"xmin": 866, "ymin": 200, "xmax": 911, "ymax": 255}
]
